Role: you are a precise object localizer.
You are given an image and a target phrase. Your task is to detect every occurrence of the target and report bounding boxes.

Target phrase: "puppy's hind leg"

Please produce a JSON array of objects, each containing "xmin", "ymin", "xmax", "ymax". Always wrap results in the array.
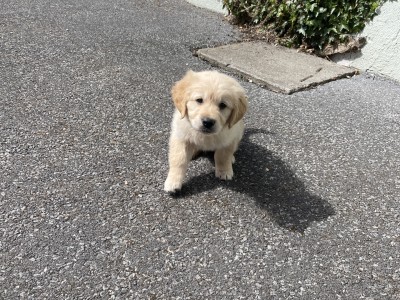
[{"xmin": 164, "ymin": 138, "xmax": 195, "ymax": 193}]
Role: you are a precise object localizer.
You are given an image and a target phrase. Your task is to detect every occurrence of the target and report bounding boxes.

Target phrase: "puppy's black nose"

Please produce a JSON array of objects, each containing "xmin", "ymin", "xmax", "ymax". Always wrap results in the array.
[{"xmin": 202, "ymin": 118, "xmax": 215, "ymax": 129}]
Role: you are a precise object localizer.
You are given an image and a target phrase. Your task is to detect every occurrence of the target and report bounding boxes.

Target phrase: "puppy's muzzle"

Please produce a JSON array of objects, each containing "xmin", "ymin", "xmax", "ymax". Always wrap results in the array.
[{"xmin": 201, "ymin": 118, "xmax": 216, "ymax": 133}]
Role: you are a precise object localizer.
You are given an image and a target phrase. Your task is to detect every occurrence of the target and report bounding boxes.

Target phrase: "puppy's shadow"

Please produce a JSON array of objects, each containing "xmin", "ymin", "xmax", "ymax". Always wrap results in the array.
[{"xmin": 177, "ymin": 128, "xmax": 335, "ymax": 233}]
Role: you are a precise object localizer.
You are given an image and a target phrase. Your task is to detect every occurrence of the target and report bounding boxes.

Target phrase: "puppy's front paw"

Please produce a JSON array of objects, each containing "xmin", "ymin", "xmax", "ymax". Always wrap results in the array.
[
  {"xmin": 215, "ymin": 169, "xmax": 233, "ymax": 180},
  {"xmin": 164, "ymin": 176, "xmax": 183, "ymax": 194}
]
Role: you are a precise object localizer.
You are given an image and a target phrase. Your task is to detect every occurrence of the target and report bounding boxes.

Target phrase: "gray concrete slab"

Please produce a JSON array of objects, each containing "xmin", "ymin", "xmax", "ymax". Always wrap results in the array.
[{"xmin": 197, "ymin": 42, "xmax": 357, "ymax": 94}]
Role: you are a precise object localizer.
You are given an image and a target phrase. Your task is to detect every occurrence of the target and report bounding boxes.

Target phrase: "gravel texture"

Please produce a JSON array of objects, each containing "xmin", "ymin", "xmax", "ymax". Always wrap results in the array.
[{"xmin": 1, "ymin": 0, "xmax": 399, "ymax": 299}]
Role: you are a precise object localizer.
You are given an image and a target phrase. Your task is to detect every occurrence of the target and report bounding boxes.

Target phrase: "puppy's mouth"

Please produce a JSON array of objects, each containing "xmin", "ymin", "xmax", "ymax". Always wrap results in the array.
[{"xmin": 200, "ymin": 128, "xmax": 216, "ymax": 134}]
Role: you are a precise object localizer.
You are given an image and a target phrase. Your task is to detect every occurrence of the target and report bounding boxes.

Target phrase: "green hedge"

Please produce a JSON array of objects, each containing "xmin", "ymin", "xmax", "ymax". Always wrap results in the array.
[{"xmin": 223, "ymin": 0, "xmax": 384, "ymax": 51}]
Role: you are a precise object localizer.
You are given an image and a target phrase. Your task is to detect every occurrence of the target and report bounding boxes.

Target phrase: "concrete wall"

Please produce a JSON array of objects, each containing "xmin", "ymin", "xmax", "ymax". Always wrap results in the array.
[
  {"xmin": 185, "ymin": 0, "xmax": 227, "ymax": 14},
  {"xmin": 186, "ymin": 0, "xmax": 400, "ymax": 83},
  {"xmin": 333, "ymin": 1, "xmax": 400, "ymax": 82}
]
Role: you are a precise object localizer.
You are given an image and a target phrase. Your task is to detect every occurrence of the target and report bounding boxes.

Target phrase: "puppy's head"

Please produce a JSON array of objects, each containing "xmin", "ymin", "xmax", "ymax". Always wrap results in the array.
[{"xmin": 171, "ymin": 70, "xmax": 248, "ymax": 134}]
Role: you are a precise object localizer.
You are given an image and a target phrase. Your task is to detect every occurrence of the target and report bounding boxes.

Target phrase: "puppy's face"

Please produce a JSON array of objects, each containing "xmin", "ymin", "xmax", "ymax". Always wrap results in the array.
[
  {"xmin": 185, "ymin": 89, "xmax": 232, "ymax": 134},
  {"xmin": 171, "ymin": 70, "xmax": 247, "ymax": 135}
]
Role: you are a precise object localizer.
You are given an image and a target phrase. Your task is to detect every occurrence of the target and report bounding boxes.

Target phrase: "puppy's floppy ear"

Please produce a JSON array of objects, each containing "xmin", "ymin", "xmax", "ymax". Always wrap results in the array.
[
  {"xmin": 171, "ymin": 70, "xmax": 195, "ymax": 118},
  {"xmin": 228, "ymin": 91, "xmax": 248, "ymax": 128}
]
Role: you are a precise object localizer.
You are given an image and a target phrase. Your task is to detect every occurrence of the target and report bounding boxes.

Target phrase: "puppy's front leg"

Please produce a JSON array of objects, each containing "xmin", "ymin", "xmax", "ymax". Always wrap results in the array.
[
  {"xmin": 214, "ymin": 142, "xmax": 237, "ymax": 180},
  {"xmin": 164, "ymin": 138, "xmax": 195, "ymax": 193}
]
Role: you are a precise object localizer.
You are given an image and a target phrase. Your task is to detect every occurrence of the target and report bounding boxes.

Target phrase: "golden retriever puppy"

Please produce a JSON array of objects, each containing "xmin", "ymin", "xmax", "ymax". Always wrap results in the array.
[{"xmin": 164, "ymin": 70, "xmax": 248, "ymax": 193}]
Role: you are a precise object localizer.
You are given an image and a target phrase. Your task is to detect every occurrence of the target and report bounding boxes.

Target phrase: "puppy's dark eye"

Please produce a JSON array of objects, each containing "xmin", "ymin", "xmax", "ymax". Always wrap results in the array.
[
  {"xmin": 219, "ymin": 102, "xmax": 227, "ymax": 110},
  {"xmin": 196, "ymin": 98, "xmax": 203, "ymax": 104}
]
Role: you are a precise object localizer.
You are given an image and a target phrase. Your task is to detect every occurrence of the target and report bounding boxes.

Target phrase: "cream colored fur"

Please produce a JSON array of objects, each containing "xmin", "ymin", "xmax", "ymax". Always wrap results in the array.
[{"xmin": 164, "ymin": 70, "xmax": 248, "ymax": 193}]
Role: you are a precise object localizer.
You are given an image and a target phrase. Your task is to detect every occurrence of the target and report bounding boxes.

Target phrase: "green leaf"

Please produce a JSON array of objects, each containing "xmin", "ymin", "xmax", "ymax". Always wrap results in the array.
[{"xmin": 298, "ymin": 27, "xmax": 306, "ymax": 36}]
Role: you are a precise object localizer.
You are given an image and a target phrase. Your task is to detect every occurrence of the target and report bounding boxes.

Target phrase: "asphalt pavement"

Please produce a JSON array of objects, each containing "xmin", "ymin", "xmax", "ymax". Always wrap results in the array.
[{"xmin": 1, "ymin": 0, "xmax": 400, "ymax": 299}]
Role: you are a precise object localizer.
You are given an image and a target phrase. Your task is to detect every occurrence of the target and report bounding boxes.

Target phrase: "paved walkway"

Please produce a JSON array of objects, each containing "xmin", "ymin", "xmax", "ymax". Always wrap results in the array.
[{"xmin": 1, "ymin": 0, "xmax": 400, "ymax": 298}]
